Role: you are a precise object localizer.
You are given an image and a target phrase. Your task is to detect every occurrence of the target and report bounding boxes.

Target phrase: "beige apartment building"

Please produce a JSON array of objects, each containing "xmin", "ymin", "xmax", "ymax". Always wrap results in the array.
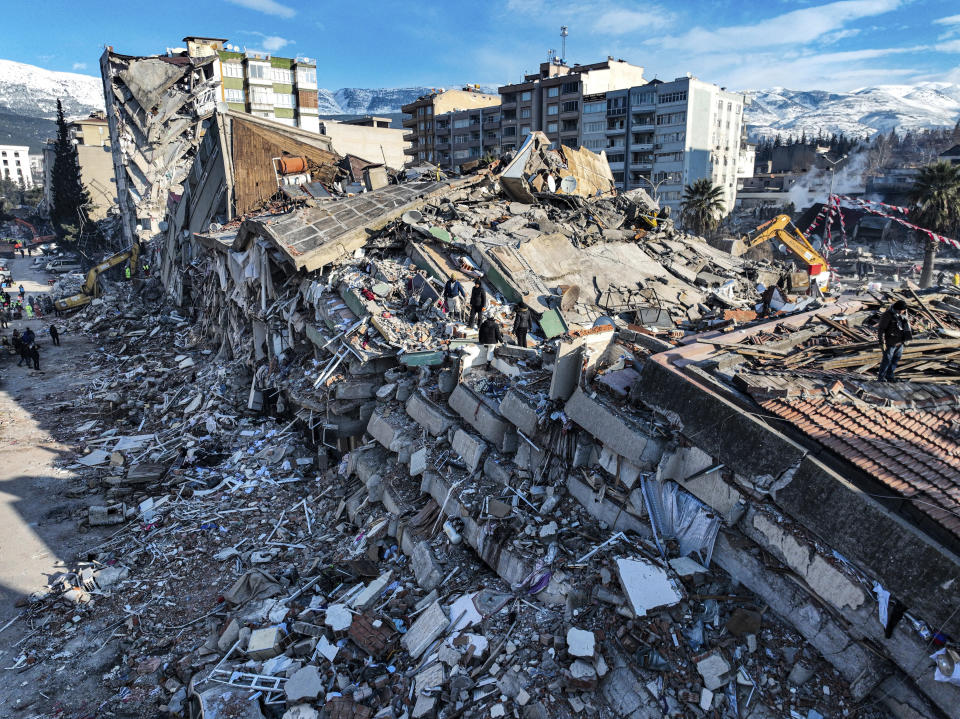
[
  {"xmin": 401, "ymin": 88, "xmax": 500, "ymax": 165},
  {"xmin": 42, "ymin": 111, "xmax": 117, "ymax": 221}
]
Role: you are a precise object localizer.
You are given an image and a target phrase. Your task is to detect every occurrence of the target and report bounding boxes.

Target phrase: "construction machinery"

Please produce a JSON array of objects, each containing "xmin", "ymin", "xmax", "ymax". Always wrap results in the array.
[
  {"xmin": 742, "ymin": 214, "xmax": 831, "ymax": 292},
  {"xmin": 54, "ymin": 243, "xmax": 140, "ymax": 312}
]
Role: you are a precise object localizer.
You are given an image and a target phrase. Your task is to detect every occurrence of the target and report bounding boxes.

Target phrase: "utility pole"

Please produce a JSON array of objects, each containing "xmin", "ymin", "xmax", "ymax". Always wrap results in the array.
[{"xmin": 560, "ymin": 27, "xmax": 568, "ymax": 63}]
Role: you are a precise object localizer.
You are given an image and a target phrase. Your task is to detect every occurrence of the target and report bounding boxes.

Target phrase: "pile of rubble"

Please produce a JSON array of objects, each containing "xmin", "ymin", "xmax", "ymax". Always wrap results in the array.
[
  {"xmin": 7, "ymin": 284, "xmax": 864, "ymax": 719},
  {"xmin": 6, "ymin": 141, "xmax": 957, "ymax": 719}
]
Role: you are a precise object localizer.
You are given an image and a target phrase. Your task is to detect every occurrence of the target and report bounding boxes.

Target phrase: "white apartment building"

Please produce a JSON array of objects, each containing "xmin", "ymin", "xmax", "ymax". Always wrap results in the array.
[
  {"xmin": 0, "ymin": 145, "xmax": 35, "ymax": 189},
  {"xmin": 606, "ymin": 77, "xmax": 747, "ymax": 215}
]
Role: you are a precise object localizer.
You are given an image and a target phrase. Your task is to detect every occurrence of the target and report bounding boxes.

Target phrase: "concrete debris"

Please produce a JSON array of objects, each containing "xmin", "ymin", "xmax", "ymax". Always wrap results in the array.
[{"xmin": 7, "ymin": 125, "xmax": 957, "ymax": 719}]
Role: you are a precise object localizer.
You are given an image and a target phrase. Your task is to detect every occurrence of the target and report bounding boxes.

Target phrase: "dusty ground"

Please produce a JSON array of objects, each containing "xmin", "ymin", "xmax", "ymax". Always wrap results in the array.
[{"xmin": 0, "ymin": 255, "xmax": 118, "ymax": 717}]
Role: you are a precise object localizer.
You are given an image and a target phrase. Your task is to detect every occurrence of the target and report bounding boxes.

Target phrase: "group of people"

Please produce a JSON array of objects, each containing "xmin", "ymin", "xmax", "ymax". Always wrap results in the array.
[{"xmin": 442, "ymin": 274, "xmax": 532, "ymax": 347}]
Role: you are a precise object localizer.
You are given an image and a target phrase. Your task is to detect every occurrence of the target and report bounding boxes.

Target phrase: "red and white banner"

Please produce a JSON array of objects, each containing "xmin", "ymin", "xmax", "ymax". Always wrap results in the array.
[{"xmin": 830, "ymin": 194, "xmax": 960, "ymax": 250}]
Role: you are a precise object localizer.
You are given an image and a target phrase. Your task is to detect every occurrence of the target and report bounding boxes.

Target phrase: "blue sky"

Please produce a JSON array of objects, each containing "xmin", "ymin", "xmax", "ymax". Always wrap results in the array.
[{"xmin": 8, "ymin": 0, "xmax": 960, "ymax": 91}]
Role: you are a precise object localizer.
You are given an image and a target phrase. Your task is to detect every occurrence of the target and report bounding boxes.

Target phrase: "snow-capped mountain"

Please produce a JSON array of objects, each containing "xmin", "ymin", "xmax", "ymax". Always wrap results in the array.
[
  {"xmin": 744, "ymin": 82, "xmax": 960, "ymax": 141},
  {"xmin": 0, "ymin": 59, "xmax": 103, "ymax": 119}
]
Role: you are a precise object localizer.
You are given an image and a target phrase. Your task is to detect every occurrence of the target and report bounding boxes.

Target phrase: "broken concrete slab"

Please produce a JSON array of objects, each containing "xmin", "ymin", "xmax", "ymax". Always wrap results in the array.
[
  {"xmin": 285, "ymin": 665, "xmax": 324, "ymax": 703},
  {"xmin": 401, "ymin": 600, "xmax": 447, "ymax": 659},
  {"xmin": 615, "ymin": 557, "xmax": 684, "ymax": 617}
]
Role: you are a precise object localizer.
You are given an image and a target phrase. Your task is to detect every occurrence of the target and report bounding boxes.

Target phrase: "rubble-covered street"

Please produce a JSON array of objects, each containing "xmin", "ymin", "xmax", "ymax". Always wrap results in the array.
[{"xmin": 2, "ymin": 123, "xmax": 959, "ymax": 719}]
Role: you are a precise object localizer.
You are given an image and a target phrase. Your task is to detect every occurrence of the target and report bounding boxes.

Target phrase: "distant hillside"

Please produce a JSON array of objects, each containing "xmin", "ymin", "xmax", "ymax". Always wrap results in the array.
[{"xmin": 0, "ymin": 112, "xmax": 55, "ymax": 152}]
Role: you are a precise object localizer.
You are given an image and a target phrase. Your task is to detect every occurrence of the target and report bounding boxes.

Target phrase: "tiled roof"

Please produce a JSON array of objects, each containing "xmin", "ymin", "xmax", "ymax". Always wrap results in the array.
[{"xmin": 745, "ymin": 374, "xmax": 960, "ymax": 539}]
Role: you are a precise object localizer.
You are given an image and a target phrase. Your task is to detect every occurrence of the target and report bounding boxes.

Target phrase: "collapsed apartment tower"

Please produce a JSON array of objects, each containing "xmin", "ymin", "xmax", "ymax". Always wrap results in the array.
[
  {"xmin": 100, "ymin": 45, "xmax": 221, "ymax": 247},
  {"xmin": 55, "ymin": 117, "xmax": 954, "ymax": 717}
]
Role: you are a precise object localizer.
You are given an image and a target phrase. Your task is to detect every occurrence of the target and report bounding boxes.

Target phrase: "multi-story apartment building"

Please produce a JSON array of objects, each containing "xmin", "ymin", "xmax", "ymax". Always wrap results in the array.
[
  {"xmin": 0, "ymin": 145, "xmax": 34, "ymax": 189},
  {"xmin": 216, "ymin": 44, "xmax": 320, "ymax": 133},
  {"xmin": 433, "ymin": 105, "xmax": 502, "ymax": 168},
  {"xmin": 401, "ymin": 89, "xmax": 500, "ymax": 165},
  {"xmin": 603, "ymin": 76, "xmax": 747, "ymax": 214},
  {"xmin": 42, "ymin": 111, "xmax": 117, "ymax": 220},
  {"xmin": 498, "ymin": 58, "xmax": 647, "ymax": 153}
]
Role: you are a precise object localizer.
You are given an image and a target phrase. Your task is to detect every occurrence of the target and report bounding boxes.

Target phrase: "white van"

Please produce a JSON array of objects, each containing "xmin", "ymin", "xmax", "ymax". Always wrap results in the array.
[{"xmin": 46, "ymin": 258, "xmax": 83, "ymax": 273}]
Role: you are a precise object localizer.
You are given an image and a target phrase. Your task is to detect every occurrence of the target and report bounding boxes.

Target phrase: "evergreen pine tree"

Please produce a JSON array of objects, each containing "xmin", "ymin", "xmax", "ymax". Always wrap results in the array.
[
  {"xmin": 774, "ymin": 133, "xmax": 782, "ymax": 148},
  {"xmin": 952, "ymin": 120, "xmax": 960, "ymax": 144},
  {"xmin": 51, "ymin": 98, "xmax": 91, "ymax": 241}
]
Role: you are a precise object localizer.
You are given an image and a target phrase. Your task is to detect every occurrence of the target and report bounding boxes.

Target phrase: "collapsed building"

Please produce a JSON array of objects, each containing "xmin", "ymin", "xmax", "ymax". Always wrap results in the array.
[{"xmin": 15, "ymin": 124, "xmax": 960, "ymax": 719}]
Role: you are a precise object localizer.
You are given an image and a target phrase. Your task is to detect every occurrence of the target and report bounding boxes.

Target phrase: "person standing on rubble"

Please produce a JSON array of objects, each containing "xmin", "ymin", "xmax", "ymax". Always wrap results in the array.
[
  {"xmin": 760, "ymin": 284, "xmax": 778, "ymax": 317},
  {"xmin": 443, "ymin": 274, "xmax": 466, "ymax": 322},
  {"xmin": 937, "ymin": 270, "xmax": 946, "ymax": 286},
  {"xmin": 48, "ymin": 324, "xmax": 60, "ymax": 346},
  {"xmin": 512, "ymin": 304, "xmax": 531, "ymax": 347},
  {"xmin": 468, "ymin": 279, "xmax": 486, "ymax": 328},
  {"xmin": 478, "ymin": 313, "xmax": 503, "ymax": 345},
  {"xmin": 0, "ymin": 306, "xmax": 8, "ymax": 329},
  {"xmin": 125, "ymin": 264, "xmax": 131, "ymax": 281},
  {"xmin": 26, "ymin": 341, "xmax": 40, "ymax": 371},
  {"xmin": 877, "ymin": 299, "xmax": 912, "ymax": 382}
]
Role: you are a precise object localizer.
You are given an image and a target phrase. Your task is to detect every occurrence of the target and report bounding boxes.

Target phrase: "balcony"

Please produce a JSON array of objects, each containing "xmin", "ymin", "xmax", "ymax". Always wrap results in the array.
[
  {"xmin": 632, "ymin": 142, "xmax": 653, "ymax": 151},
  {"xmin": 607, "ymin": 161, "xmax": 625, "ymax": 170},
  {"xmin": 606, "ymin": 126, "xmax": 626, "ymax": 135},
  {"xmin": 631, "ymin": 122, "xmax": 655, "ymax": 132},
  {"xmin": 630, "ymin": 160, "xmax": 653, "ymax": 170}
]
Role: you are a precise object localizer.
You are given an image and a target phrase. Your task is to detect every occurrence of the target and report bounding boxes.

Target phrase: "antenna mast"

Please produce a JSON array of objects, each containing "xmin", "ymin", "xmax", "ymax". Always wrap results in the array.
[{"xmin": 560, "ymin": 26, "xmax": 568, "ymax": 63}]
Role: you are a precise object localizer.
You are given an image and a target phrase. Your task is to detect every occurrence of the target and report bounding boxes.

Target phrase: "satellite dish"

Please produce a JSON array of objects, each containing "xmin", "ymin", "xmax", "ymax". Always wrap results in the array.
[
  {"xmin": 777, "ymin": 243, "xmax": 788, "ymax": 255},
  {"xmin": 560, "ymin": 176, "xmax": 578, "ymax": 193},
  {"xmin": 547, "ymin": 175, "xmax": 557, "ymax": 193},
  {"xmin": 401, "ymin": 210, "xmax": 423, "ymax": 225},
  {"xmin": 811, "ymin": 238, "xmax": 823, "ymax": 251}
]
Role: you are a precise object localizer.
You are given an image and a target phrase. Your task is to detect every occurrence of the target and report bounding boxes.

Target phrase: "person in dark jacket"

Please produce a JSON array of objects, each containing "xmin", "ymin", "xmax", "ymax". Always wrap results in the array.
[
  {"xmin": 48, "ymin": 324, "xmax": 60, "ymax": 346},
  {"xmin": 27, "ymin": 343, "xmax": 40, "ymax": 370},
  {"xmin": 468, "ymin": 279, "xmax": 486, "ymax": 328},
  {"xmin": 442, "ymin": 275, "xmax": 466, "ymax": 322},
  {"xmin": 478, "ymin": 314, "xmax": 503, "ymax": 345},
  {"xmin": 512, "ymin": 304, "xmax": 531, "ymax": 347},
  {"xmin": 877, "ymin": 299, "xmax": 912, "ymax": 382}
]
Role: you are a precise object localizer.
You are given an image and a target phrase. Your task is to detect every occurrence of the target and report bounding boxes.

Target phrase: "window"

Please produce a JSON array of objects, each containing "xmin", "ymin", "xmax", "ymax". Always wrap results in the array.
[
  {"xmin": 607, "ymin": 118, "xmax": 625, "ymax": 131},
  {"xmin": 251, "ymin": 86, "xmax": 273, "ymax": 104},
  {"xmin": 607, "ymin": 96, "xmax": 626, "ymax": 113},
  {"xmin": 546, "ymin": 122, "xmax": 558, "ymax": 133},
  {"xmin": 606, "ymin": 137, "xmax": 624, "ymax": 148},
  {"xmin": 607, "ymin": 153, "xmax": 625, "ymax": 163},
  {"xmin": 485, "ymin": 115, "xmax": 499, "ymax": 124},
  {"xmin": 520, "ymin": 107, "xmax": 531, "ymax": 119},
  {"xmin": 453, "ymin": 149, "xmax": 470, "ymax": 159},
  {"xmin": 658, "ymin": 91, "xmax": 687, "ymax": 104},
  {"xmin": 547, "ymin": 104, "xmax": 558, "ymax": 116},
  {"xmin": 436, "ymin": 119, "xmax": 449, "ymax": 129},
  {"xmin": 657, "ymin": 130, "xmax": 686, "ymax": 144},
  {"xmin": 247, "ymin": 62, "xmax": 269, "ymax": 80},
  {"xmin": 584, "ymin": 121, "xmax": 605, "ymax": 134},
  {"xmin": 224, "ymin": 88, "xmax": 245, "ymax": 103},
  {"xmin": 547, "ymin": 86, "xmax": 559, "ymax": 97},
  {"xmin": 222, "ymin": 62, "xmax": 243, "ymax": 78},
  {"xmin": 631, "ymin": 152, "xmax": 653, "ymax": 164},
  {"xmin": 453, "ymin": 134, "xmax": 469, "ymax": 144},
  {"xmin": 561, "ymin": 100, "xmax": 579, "ymax": 113},
  {"xmin": 656, "ymin": 151, "xmax": 684, "ymax": 162},
  {"xmin": 657, "ymin": 112, "xmax": 686, "ymax": 125},
  {"xmin": 502, "ymin": 110, "xmax": 516, "ymax": 121},
  {"xmin": 561, "ymin": 81, "xmax": 578, "ymax": 94},
  {"xmin": 521, "ymin": 126, "xmax": 531, "ymax": 135},
  {"xmin": 271, "ymin": 67, "xmax": 293, "ymax": 84},
  {"xmin": 521, "ymin": 91, "xmax": 531, "ymax": 101},
  {"xmin": 583, "ymin": 138, "xmax": 604, "ymax": 150},
  {"xmin": 453, "ymin": 118, "xmax": 471, "ymax": 128},
  {"xmin": 295, "ymin": 67, "xmax": 317, "ymax": 86},
  {"xmin": 583, "ymin": 101, "xmax": 605, "ymax": 114},
  {"xmin": 561, "ymin": 119, "xmax": 578, "ymax": 132},
  {"xmin": 427, "ymin": 106, "xmax": 433, "ymax": 116},
  {"xmin": 503, "ymin": 126, "xmax": 516, "ymax": 136},
  {"xmin": 630, "ymin": 90, "xmax": 655, "ymax": 105},
  {"xmin": 613, "ymin": 171, "xmax": 624, "ymax": 183},
  {"xmin": 274, "ymin": 92, "xmax": 295, "ymax": 108}
]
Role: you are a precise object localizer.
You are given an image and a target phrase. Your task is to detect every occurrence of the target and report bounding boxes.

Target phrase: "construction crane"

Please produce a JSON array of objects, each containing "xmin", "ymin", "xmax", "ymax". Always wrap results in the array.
[
  {"xmin": 54, "ymin": 243, "xmax": 140, "ymax": 312},
  {"xmin": 742, "ymin": 214, "xmax": 830, "ymax": 292}
]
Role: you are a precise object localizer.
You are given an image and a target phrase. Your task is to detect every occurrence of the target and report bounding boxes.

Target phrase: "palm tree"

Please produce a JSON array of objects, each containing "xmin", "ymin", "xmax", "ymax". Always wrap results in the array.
[
  {"xmin": 680, "ymin": 178, "xmax": 726, "ymax": 236},
  {"xmin": 908, "ymin": 161, "xmax": 960, "ymax": 288}
]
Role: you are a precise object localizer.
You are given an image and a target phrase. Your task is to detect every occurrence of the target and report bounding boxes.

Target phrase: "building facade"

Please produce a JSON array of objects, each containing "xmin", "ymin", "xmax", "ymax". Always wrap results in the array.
[
  {"xmin": 604, "ymin": 77, "xmax": 747, "ymax": 214},
  {"xmin": 318, "ymin": 117, "xmax": 408, "ymax": 169},
  {"xmin": 401, "ymin": 89, "xmax": 500, "ymax": 165},
  {"xmin": 498, "ymin": 58, "xmax": 647, "ymax": 153},
  {"xmin": 216, "ymin": 45, "xmax": 320, "ymax": 133},
  {"xmin": 0, "ymin": 145, "xmax": 34, "ymax": 189},
  {"xmin": 42, "ymin": 111, "xmax": 117, "ymax": 220}
]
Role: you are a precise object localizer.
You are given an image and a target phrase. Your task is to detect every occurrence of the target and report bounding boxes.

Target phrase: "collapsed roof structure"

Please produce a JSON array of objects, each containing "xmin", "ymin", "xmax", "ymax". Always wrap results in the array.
[{"xmin": 21, "ymin": 119, "xmax": 960, "ymax": 719}]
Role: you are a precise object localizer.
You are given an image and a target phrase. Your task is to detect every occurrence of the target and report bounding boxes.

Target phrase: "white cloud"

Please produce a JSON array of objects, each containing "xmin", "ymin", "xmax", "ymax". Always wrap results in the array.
[
  {"xmin": 591, "ymin": 8, "xmax": 674, "ymax": 35},
  {"xmin": 240, "ymin": 31, "xmax": 294, "ymax": 53},
  {"xmin": 935, "ymin": 39, "xmax": 960, "ymax": 53},
  {"xmin": 225, "ymin": 0, "xmax": 295, "ymax": 19},
  {"xmin": 933, "ymin": 14, "xmax": 960, "ymax": 25},
  {"xmin": 649, "ymin": 0, "xmax": 903, "ymax": 52},
  {"xmin": 72, "ymin": 62, "xmax": 87, "ymax": 71}
]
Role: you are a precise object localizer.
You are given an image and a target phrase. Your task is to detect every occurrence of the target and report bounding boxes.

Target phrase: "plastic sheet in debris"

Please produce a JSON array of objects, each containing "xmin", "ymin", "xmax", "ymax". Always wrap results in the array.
[{"xmin": 639, "ymin": 478, "xmax": 720, "ymax": 565}]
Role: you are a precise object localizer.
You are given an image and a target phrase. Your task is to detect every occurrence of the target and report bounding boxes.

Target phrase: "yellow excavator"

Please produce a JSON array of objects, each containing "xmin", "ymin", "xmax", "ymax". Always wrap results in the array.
[
  {"xmin": 742, "ymin": 214, "xmax": 830, "ymax": 292},
  {"xmin": 54, "ymin": 243, "xmax": 141, "ymax": 312}
]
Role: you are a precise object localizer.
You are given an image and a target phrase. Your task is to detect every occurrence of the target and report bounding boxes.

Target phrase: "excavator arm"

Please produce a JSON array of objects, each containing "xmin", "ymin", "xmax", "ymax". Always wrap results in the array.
[
  {"xmin": 54, "ymin": 243, "xmax": 141, "ymax": 312},
  {"xmin": 743, "ymin": 214, "xmax": 830, "ymax": 290}
]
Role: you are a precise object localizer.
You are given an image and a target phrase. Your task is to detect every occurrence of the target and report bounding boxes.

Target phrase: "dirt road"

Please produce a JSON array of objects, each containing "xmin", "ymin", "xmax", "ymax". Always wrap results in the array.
[{"xmin": 0, "ymin": 255, "xmax": 112, "ymax": 711}]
